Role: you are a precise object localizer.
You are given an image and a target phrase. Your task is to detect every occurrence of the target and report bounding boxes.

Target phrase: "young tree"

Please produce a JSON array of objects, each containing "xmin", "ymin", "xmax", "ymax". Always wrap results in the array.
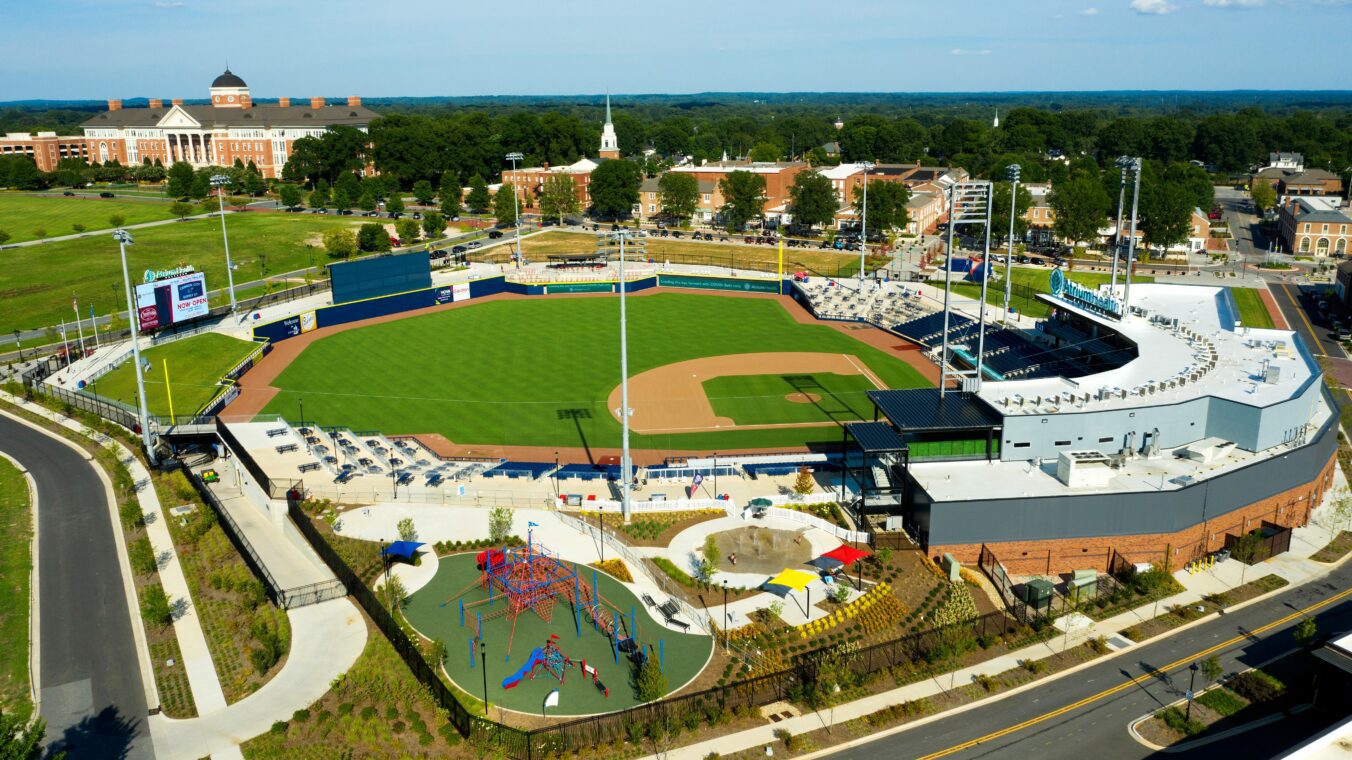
[
  {"xmin": 589, "ymin": 159, "xmax": 642, "ymax": 219},
  {"xmin": 380, "ymin": 575, "xmax": 409, "ymax": 611},
  {"xmin": 1200, "ymin": 655, "xmax": 1223, "ymax": 686},
  {"xmin": 657, "ymin": 171, "xmax": 699, "ymax": 221},
  {"xmin": 396, "ymin": 517, "xmax": 418, "ymax": 542},
  {"xmin": 357, "ymin": 222, "xmax": 391, "ymax": 252},
  {"xmin": 189, "ymin": 171, "xmax": 211, "ymax": 200},
  {"xmin": 793, "ymin": 465, "xmax": 815, "ymax": 495},
  {"xmin": 701, "ymin": 534, "xmax": 721, "ymax": 582},
  {"xmin": 395, "ymin": 218, "xmax": 420, "ymax": 244},
  {"xmin": 322, "ymin": 227, "xmax": 358, "ymax": 259},
  {"xmin": 278, "ymin": 183, "xmax": 303, "ymax": 209},
  {"xmin": 0, "ymin": 707, "xmax": 47, "ymax": 760},
  {"xmin": 0, "ymin": 231, "xmax": 9, "ymax": 245},
  {"xmin": 166, "ymin": 161, "xmax": 194, "ymax": 198},
  {"xmin": 72, "ymin": 223, "xmax": 86, "ymax": 233},
  {"xmin": 168, "ymin": 201, "xmax": 195, "ymax": 221},
  {"xmin": 493, "ymin": 183, "xmax": 520, "ymax": 226},
  {"xmin": 1250, "ymin": 181, "xmax": 1277, "ymax": 215},
  {"xmin": 307, "ymin": 186, "xmax": 329, "ymax": 209},
  {"xmin": 385, "ymin": 193, "xmax": 405, "ymax": 215},
  {"xmin": 412, "ymin": 179, "xmax": 435, "ymax": 206},
  {"xmin": 788, "ymin": 170, "xmax": 838, "ymax": 230},
  {"xmin": 718, "ymin": 170, "xmax": 767, "ymax": 231},
  {"xmin": 439, "ymin": 173, "xmax": 463, "ymax": 218},
  {"xmin": 465, "ymin": 174, "xmax": 491, "ymax": 213},
  {"xmin": 1294, "ymin": 617, "xmax": 1318, "ymax": 647},
  {"xmin": 141, "ymin": 585, "xmax": 172, "ymax": 628},
  {"xmin": 357, "ymin": 190, "xmax": 378, "ymax": 214},
  {"xmin": 539, "ymin": 174, "xmax": 581, "ymax": 225},
  {"xmin": 421, "ymin": 211, "xmax": 444, "ymax": 240},
  {"xmin": 1049, "ymin": 174, "xmax": 1111, "ymax": 246},
  {"xmin": 852, "ymin": 180, "xmax": 911, "ymax": 233},
  {"xmin": 488, "ymin": 507, "xmax": 514, "ymax": 543},
  {"xmin": 331, "ymin": 187, "xmax": 352, "ymax": 213},
  {"xmin": 634, "ymin": 651, "xmax": 668, "ymax": 702},
  {"xmin": 108, "ymin": 213, "xmax": 126, "ymax": 228}
]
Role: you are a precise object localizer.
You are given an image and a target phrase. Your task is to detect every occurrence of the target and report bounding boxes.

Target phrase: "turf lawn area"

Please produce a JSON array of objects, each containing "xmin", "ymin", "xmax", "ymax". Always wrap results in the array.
[
  {"xmin": 1229, "ymin": 287, "xmax": 1276, "ymax": 329},
  {"xmin": 929, "ymin": 266, "xmax": 1155, "ymax": 318},
  {"xmin": 258, "ymin": 292, "xmax": 932, "ymax": 450},
  {"xmin": 0, "ymin": 211, "xmax": 360, "ymax": 336},
  {"xmin": 0, "ymin": 192, "xmax": 181, "ymax": 244},
  {"xmin": 0, "ymin": 456, "xmax": 33, "ymax": 720},
  {"xmin": 483, "ymin": 230, "xmax": 888, "ymax": 279},
  {"xmin": 703, "ymin": 372, "xmax": 877, "ymax": 425},
  {"xmin": 90, "ymin": 332, "xmax": 259, "ymax": 417},
  {"xmin": 403, "ymin": 552, "xmax": 712, "ymax": 716}
]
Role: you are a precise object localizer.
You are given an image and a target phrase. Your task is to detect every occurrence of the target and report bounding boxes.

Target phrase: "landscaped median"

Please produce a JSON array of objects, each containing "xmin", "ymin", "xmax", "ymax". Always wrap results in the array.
[
  {"xmin": 1131, "ymin": 655, "xmax": 1307, "ymax": 750},
  {"xmin": 1120, "ymin": 574, "xmax": 1289, "ymax": 642}
]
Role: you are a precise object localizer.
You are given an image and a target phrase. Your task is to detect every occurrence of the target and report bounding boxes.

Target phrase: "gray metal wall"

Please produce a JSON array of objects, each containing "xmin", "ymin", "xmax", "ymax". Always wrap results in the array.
[{"xmin": 915, "ymin": 394, "xmax": 1337, "ymax": 547}]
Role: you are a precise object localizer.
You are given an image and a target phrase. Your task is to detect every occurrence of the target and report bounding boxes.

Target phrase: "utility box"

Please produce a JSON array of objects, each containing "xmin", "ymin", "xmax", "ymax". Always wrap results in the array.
[
  {"xmin": 942, "ymin": 553, "xmax": 961, "ymax": 582},
  {"xmin": 1019, "ymin": 578, "xmax": 1055, "ymax": 610},
  {"xmin": 1067, "ymin": 570, "xmax": 1097, "ymax": 601}
]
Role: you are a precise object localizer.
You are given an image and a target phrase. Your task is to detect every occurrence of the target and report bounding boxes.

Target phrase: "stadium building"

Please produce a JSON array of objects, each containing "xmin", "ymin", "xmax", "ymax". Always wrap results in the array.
[{"xmin": 852, "ymin": 277, "xmax": 1337, "ymax": 575}]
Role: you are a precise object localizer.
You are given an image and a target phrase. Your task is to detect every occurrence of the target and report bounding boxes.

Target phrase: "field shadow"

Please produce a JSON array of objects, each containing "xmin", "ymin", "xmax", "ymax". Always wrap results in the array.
[
  {"xmin": 781, "ymin": 374, "xmax": 859, "ymax": 424},
  {"xmin": 556, "ymin": 407, "xmax": 594, "ymax": 464}
]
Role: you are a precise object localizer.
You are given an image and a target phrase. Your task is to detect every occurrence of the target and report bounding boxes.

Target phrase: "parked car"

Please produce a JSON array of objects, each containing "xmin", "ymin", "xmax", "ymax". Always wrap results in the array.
[
  {"xmin": 62, "ymin": 190, "xmax": 76, "ymax": 196},
  {"xmin": 467, "ymin": 241, "xmax": 482, "ymax": 249},
  {"xmin": 99, "ymin": 191, "xmax": 115, "ymax": 198},
  {"xmin": 451, "ymin": 245, "xmax": 468, "ymax": 254},
  {"xmin": 488, "ymin": 230, "xmax": 504, "ymax": 239}
]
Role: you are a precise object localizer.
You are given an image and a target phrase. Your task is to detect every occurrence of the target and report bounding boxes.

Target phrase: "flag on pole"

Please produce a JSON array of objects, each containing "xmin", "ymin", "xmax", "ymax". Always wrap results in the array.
[
  {"xmin": 527, "ymin": 521, "xmax": 539, "ymax": 528},
  {"xmin": 692, "ymin": 473, "xmax": 704, "ymax": 489}
]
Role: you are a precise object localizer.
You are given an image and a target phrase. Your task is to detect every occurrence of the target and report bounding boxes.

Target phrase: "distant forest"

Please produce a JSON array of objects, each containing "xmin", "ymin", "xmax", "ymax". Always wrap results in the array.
[{"xmin": 3, "ymin": 91, "xmax": 1351, "ymax": 189}]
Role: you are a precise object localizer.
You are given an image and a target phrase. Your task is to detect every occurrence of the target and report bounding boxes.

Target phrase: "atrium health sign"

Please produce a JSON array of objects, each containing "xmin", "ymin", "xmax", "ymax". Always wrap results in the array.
[{"xmin": 1049, "ymin": 267, "xmax": 1121, "ymax": 318}]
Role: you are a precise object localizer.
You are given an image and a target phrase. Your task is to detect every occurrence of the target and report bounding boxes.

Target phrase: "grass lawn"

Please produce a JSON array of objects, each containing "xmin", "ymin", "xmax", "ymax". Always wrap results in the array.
[
  {"xmin": 486, "ymin": 231, "xmax": 887, "ymax": 279},
  {"xmin": 0, "ymin": 456, "xmax": 33, "ymax": 720},
  {"xmin": 0, "ymin": 211, "xmax": 360, "ymax": 336},
  {"xmin": 0, "ymin": 192, "xmax": 181, "ymax": 243},
  {"xmin": 1230, "ymin": 287, "xmax": 1276, "ymax": 329},
  {"xmin": 258, "ymin": 293, "xmax": 931, "ymax": 450},
  {"xmin": 403, "ymin": 552, "xmax": 713, "ymax": 715},
  {"xmin": 90, "ymin": 332, "xmax": 259, "ymax": 416},
  {"xmin": 703, "ymin": 372, "xmax": 877, "ymax": 425},
  {"xmin": 929, "ymin": 266, "xmax": 1155, "ymax": 318}
]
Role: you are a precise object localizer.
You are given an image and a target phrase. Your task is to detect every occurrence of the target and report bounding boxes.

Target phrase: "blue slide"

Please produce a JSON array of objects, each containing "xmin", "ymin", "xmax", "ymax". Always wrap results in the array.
[{"xmin": 501, "ymin": 647, "xmax": 544, "ymax": 690}]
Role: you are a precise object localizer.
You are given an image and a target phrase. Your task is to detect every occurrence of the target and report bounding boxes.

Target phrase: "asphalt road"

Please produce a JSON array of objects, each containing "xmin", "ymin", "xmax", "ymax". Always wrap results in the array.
[
  {"xmin": 825, "ymin": 563, "xmax": 1352, "ymax": 760},
  {"xmin": 0, "ymin": 413, "xmax": 153, "ymax": 758}
]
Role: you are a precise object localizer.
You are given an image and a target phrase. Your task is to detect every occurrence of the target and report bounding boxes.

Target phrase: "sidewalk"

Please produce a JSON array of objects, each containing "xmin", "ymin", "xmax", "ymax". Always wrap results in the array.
[{"xmin": 650, "ymin": 470, "xmax": 1351, "ymax": 760}]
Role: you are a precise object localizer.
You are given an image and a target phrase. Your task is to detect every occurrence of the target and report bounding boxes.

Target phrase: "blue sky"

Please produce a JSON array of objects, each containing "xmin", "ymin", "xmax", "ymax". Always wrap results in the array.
[{"xmin": 1, "ymin": 0, "xmax": 1349, "ymax": 100}]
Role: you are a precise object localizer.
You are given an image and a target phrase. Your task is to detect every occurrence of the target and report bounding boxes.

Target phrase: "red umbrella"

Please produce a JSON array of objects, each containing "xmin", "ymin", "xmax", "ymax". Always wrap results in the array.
[{"xmin": 822, "ymin": 544, "xmax": 871, "ymax": 566}]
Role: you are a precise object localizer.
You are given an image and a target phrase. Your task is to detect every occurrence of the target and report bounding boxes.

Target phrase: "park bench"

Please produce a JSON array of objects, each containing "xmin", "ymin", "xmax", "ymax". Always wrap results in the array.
[
  {"xmin": 658, "ymin": 599, "xmax": 691, "ymax": 630},
  {"xmin": 266, "ymin": 427, "xmax": 288, "ymax": 438},
  {"xmin": 297, "ymin": 462, "xmax": 320, "ymax": 473},
  {"xmin": 275, "ymin": 443, "xmax": 298, "ymax": 454},
  {"xmin": 642, "ymin": 593, "xmax": 658, "ymax": 609}
]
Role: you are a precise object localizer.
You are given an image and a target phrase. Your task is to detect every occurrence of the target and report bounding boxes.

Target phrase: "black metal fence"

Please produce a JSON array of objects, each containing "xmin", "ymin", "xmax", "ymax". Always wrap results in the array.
[
  {"xmin": 977, "ymin": 543, "xmax": 1122, "ymax": 625},
  {"xmin": 1224, "ymin": 521, "xmax": 1294, "ymax": 565},
  {"xmin": 216, "ymin": 417, "xmax": 299, "ymax": 498}
]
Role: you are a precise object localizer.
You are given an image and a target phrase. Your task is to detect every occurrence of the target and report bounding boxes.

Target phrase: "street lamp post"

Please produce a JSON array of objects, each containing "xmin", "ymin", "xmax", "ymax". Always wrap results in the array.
[
  {"xmin": 114, "ymin": 229, "xmax": 157, "ymax": 465},
  {"xmin": 857, "ymin": 162, "xmax": 874, "ymax": 281},
  {"xmin": 1004, "ymin": 164, "xmax": 1021, "ymax": 323},
  {"xmin": 480, "ymin": 639, "xmax": 489, "ymax": 718},
  {"xmin": 722, "ymin": 579, "xmax": 729, "ymax": 651},
  {"xmin": 1185, "ymin": 662, "xmax": 1200, "ymax": 722},
  {"xmin": 210, "ymin": 175, "xmax": 239, "ymax": 313},
  {"xmin": 1123, "ymin": 158, "xmax": 1143, "ymax": 312},
  {"xmin": 12, "ymin": 330, "xmax": 20, "ymax": 362},
  {"xmin": 505, "ymin": 152, "xmax": 525, "ymax": 264},
  {"xmin": 298, "ymin": 397, "xmax": 304, "ymax": 430},
  {"xmin": 712, "ymin": 451, "xmax": 718, "ymax": 498}
]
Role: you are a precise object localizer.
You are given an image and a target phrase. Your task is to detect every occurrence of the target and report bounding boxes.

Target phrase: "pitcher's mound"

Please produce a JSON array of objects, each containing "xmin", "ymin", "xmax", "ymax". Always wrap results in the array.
[{"xmin": 785, "ymin": 392, "xmax": 821, "ymax": 404}]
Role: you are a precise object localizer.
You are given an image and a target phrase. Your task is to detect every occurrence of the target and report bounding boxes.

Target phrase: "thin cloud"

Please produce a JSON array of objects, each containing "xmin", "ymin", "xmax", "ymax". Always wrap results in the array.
[
  {"xmin": 1129, "ymin": 0, "xmax": 1178, "ymax": 13},
  {"xmin": 950, "ymin": 48, "xmax": 993, "ymax": 56},
  {"xmin": 1080, "ymin": 6, "xmax": 1101, "ymax": 14},
  {"xmin": 1203, "ymin": 0, "xmax": 1263, "ymax": 6},
  {"xmin": 153, "ymin": 1, "xmax": 185, "ymax": 7}
]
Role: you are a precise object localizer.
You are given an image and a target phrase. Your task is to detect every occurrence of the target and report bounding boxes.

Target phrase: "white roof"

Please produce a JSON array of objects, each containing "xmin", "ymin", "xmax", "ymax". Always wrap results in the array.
[
  {"xmin": 819, "ymin": 164, "xmax": 864, "ymax": 180},
  {"xmin": 977, "ymin": 283, "xmax": 1318, "ymax": 416}
]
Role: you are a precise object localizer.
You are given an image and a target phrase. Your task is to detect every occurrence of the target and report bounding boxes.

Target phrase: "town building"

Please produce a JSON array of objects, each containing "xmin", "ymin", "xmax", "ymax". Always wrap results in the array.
[
  {"xmin": 0, "ymin": 131, "xmax": 99, "ymax": 172},
  {"xmin": 1279, "ymin": 197, "xmax": 1352, "ymax": 257},
  {"xmin": 635, "ymin": 175, "xmax": 719, "ymax": 222},
  {"xmin": 67, "ymin": 69, "xmax": 378, "ymax": 179},
  {"xmin": 670, "ymin": 160, "xmax": 808, "ymax": 224},
  {"xmin": 1021, "ymin": 183, "xmax": 1055, "ymax": 245},
  {"xmin": 499, "ymin": 94, "xmax": 617, "ymax": 210},
  {"xmin": 1251, "ymin": 166, "xmax": 1344, "ymax": 202}
]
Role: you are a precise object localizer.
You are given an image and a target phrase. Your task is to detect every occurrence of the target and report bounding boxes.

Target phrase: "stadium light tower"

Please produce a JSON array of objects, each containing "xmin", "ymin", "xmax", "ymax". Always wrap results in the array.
[
  {"xmin": 210, "ymin": 174, "xmax": 239, "ymax": 313},
  {"xmin": 597, "ymin": 229, "xmax": 646, "ymax": 519},
  {"xmin": 505, "ymin": 152, "xmax": 525, "ymax": 264},
  {"xmin": 113, "ymin": 229, "xmax": 157, "ymax": 464},
  {"xmin": 857, "ymin": 161, "xmax": 875, "ymax": 281},
  {"xmin": 1121, "ymin": 157, "xmax": 1143, "ymax": 312},
  {"xmin": 1004, "ymin": 164, "xmax": 1021, "ymax": 323},
  {"xmin": 1111, "ymin": 157, "xmax": 1131, "ymax": 290}
]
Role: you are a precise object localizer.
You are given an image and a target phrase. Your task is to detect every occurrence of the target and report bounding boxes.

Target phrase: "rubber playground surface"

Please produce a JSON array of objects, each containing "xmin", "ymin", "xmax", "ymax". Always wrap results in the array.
[
  {"xmin": 247, "ymin": 291, "xmax": 932, "ymax": 452},
  {"xmin": 403, "ymin": 552, "xmax": 713, "ymax": 716}
]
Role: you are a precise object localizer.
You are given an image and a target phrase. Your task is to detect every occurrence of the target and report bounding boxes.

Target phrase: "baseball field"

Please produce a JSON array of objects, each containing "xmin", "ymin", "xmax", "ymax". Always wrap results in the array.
[{"xmin": 245, "ymin": 291, "xmax": 933, "ymax": 453}]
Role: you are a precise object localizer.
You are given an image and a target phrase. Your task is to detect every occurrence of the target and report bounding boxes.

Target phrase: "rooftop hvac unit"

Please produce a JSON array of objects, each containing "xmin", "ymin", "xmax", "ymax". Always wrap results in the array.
[{"xmin": 1264, "ymin": 365, "xmax": 1282, "ymax": 384}]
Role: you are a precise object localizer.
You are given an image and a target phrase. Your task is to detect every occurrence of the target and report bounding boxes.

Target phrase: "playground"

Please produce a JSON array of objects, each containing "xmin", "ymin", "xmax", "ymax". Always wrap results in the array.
[{"xmin": 402, "ymin": 545, "xmax": 713, "ymax": 716}]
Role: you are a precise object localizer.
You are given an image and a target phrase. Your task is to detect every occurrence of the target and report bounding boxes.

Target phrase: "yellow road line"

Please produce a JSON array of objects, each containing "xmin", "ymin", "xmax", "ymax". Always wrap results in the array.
[
  {"xmin": 1277, "ymin": 283, "xmax": 1323, "ymax": 356},
  {"xmin": 917, "ymin": 584, "xmax": 1352, "ymax": 760}
]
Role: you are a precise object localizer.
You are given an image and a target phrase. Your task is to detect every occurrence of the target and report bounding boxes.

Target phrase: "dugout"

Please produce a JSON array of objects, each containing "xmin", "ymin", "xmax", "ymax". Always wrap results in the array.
[{"xmin": 328, "ymin": 251, "xmax": 432, "ymax": 305}]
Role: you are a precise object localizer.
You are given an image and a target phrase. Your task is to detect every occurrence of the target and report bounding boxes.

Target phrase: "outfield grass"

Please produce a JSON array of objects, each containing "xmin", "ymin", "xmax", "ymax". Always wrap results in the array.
[
  {"xmin": 0, "ymin": 212, "xmax": 359, "ymax": 336},
  {"xmin": 403, "ymin": 552, "xmax": 712, "ymax": 715},
  {"xmin": 91, "ymin": 332, "xmax": 259, "ymax": 416},
  {"xmin": 703, "ymin": 372, "xmax": 877, "ymax": 425},
  {"xmin": 0, "ymin": 456, "xmax": 32, "ymax": 720},
  {"xmin": 259, "ymin": 293, "xmax": 931, "ymax": 450},
  {"xmin": 0, "ymin": 192, "xmax": 180, "ymax": 243},
  {"xmin": 490, "ymin": 230, "xmax": 887, "ymax": 279},
  {"xmin": 929, "ymin": 266, "xmax": 1156, "ymax": 318},
  {"xmin": 1230, "ymin": 287, "xmax": 1276, "ymax": 329}
]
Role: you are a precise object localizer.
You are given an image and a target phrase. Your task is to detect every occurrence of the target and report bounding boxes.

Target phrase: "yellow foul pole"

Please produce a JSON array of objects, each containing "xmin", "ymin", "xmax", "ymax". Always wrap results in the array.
[
  {"xmin": 163, "ymin": 359, "xmax": 175, "ymax": 421},
  {"xmin": 777, "ymin": 238, "xmax": 784, "ymax": 294}
]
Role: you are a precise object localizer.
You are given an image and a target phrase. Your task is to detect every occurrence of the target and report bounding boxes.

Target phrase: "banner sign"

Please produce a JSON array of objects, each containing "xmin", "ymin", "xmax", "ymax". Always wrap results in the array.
[
  {"xmin": 134, "ymin": 270, "xmax": 208, "ymax": 331},
  {"xmin": 658, "ymin": 274, "xmax": 779, "ymax": 293},
  {"xmin": 299, "ymin": 311, "xmax": 317, "ymax": 334},
  {"xmin": 434, "ymin": 287, "xmax": 453, "ymax": 305},
  {"xmin": 1049, "ymin": 268, "xmax": 1121, "ymax": 318},
  {"xmin": 142, "ymin": 265, "xmax": 195, "ymax": 284},
  {"xmin": 279, "ymin": 315, "xmax": 302, "ymax": 338},
  {"xmin": 452, "ymin": 282, "xmax": 471, "ymax": 302}
]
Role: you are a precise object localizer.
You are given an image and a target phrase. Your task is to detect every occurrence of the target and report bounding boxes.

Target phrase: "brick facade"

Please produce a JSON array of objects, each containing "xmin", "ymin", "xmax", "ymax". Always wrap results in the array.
[{"xmin": 930, "ymin": 451, "xmax": 1336, "ymax": 576}]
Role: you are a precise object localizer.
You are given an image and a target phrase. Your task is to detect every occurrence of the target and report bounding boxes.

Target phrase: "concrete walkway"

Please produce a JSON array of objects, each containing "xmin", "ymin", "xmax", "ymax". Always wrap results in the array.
[
  {"xmin": 147, "ymin": 597, "xmax": 366, "ymax": 760},
  {"xmin": 649, "ymin": 472, "xmax": 1352, "ymax": 760},
  {"xmin": 1, "ymin": 210, "xmax": 229, "ymax": 250}
]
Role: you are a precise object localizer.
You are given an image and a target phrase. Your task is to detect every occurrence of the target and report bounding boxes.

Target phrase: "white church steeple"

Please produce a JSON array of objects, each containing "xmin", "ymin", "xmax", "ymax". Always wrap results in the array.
[
  {"xmin": 599, "ymin": 92, "xmax": 620, "ymax": 159},
  {"xmin": 993, "ymin": 109, "xmax": 1000, "ymax": 128}
]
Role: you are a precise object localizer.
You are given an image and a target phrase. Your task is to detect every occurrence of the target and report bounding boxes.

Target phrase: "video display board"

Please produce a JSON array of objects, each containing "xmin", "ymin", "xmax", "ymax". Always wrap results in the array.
[{"xmin": 135, "ymin": 267, "xmax": 209, "ymax": 331}]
